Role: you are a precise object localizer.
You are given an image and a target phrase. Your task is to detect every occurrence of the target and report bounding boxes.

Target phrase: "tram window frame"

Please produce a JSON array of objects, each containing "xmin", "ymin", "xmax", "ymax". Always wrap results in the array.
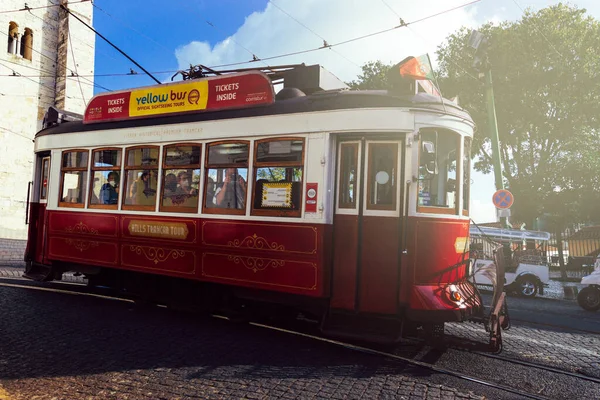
[
  {"xmin": 337, "ymin": 142, "xmax": 359, "ymax": 210},
  {"xmin": 366, "ymin": 142, "xmax": 398, "ymax": 211},
  {"xmin": 88, "ymin": 147, "xmax": 122, "ymax": 210},
  {"xmin": 39, "ymin": 156, "xmax": 50, "ymax": 201},
  {"xmin": 58, "ymin": 149, "xmax": 89, "ymax": 208},
  {"xmin": 462, "ymin": 137, "xmax": 472, "ymax": 216},
  {"xmin": 160, "ymin": 143, "xmax": 202, "ymax": 214},
  {"xmin": 122, "ymin": 145, "xmax": 160, "ymax": 212},
  {"xmin": 416, "ymin": 130, "xmax": 460, "ymax": 215},
  {"xmin": 202, "ymin": 140, "xmax": 250, "ymax": 216},
  {"xmin": 251, "ymin": 137, "xmax": 305, "ymax": 218}
]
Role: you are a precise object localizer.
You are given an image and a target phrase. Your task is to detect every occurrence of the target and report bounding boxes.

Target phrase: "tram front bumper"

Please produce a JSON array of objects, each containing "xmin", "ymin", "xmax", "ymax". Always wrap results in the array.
[{"xmin": 406, "ymin": 281, "xmax": 483, "ymax": 323}]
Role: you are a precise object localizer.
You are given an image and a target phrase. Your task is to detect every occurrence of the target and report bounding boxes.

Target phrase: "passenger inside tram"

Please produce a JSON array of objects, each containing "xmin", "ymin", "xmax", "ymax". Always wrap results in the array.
[
  {"xmin": 130, "ymin": 171, "xmax": 156, "ymax": 206},
  {"xmin": 205, "ymin": 177, "xmax": 216, "ymax": 207},
  {"xmin": 99, "ymin": 172, "xmax": 119, "ymax": 205},
  {"xmin": 163, "ymin": 173, "xmax": 177, "ymax": 197},
  {"xmin": 214, "ymin": 167, "xmax": 246, "ymax": 209}
]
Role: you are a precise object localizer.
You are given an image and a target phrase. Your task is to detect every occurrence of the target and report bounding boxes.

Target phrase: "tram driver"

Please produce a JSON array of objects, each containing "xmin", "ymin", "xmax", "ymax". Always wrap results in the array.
[{"xmin": 214, "ymin": 167, "xmax": 246, "ymax": 209}]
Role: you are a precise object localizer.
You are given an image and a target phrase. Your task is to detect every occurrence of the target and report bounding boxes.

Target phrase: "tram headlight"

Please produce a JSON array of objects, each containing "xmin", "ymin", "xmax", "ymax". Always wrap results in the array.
[
  {"xmin": 447, "ymin": 284, "xmax": 462, "ymax": 303},
  {"xmin": 449, "ymin": 291, "xmax": 462, "ymax": 302}
]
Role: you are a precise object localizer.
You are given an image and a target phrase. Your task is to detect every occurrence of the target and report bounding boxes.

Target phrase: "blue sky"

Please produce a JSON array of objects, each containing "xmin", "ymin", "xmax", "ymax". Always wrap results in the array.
[{"xmin": 89, "ymin": 0, "xmax": 600, "ymax": 223}]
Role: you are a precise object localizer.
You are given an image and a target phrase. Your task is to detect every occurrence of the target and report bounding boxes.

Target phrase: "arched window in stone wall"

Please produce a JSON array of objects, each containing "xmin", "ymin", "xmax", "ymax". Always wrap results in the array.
[
  {"xmin": 20, "ymin": 28, "xmax": 33, "ymax": 60},
  {"xmin": 7, "ymin": 22, "xmax": 19, "ymax": 54}
]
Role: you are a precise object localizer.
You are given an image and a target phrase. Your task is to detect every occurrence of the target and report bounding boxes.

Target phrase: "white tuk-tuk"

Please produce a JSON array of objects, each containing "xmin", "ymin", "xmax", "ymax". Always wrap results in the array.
[
  {"xmin": 578, "ymin": 255, "xmax": 600, "ymax": 311},
  {"xmin": 469, "ymin": 226, "xmax": 551, "ymax": 298}
]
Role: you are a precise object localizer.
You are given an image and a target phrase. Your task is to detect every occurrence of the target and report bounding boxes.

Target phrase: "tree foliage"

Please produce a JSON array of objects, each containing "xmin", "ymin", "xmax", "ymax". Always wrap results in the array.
[
  {"xmin": 347, "ymin": 61, "xmax": 393, "ymax": 90},
  {"xmin": 435, "ymin": 3, "xmax": 600, "ymax": 225},
  {"xmin": 348, "ymin": 4, "xmax": 600, "ymax": 225}
]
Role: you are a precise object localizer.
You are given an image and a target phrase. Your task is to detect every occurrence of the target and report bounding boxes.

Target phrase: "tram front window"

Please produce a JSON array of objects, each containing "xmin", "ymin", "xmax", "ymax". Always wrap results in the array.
[{"xmin": 418, "ymin": 130, "xmax": 459, "ymax": 209}]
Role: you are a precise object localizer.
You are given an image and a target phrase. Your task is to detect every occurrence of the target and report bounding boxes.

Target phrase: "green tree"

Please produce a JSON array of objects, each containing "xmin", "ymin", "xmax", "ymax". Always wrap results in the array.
[
  {"xmin": 347, "ymin": 61, "xmax": 393, "ymax": 89},
  {"xmin": 435, "ymin": 3, "xmax": 600, "ymax": 226}
]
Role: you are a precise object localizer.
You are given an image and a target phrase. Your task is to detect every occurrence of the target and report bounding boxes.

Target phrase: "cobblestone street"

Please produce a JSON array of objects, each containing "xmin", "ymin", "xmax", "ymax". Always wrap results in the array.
[
  {"xmin": 0, "ymin": 277, "xmax": 489, "ymax": 400},
  {"xmin": 1, "ymin": 269, "xmax": 599, "ymax": 400}
]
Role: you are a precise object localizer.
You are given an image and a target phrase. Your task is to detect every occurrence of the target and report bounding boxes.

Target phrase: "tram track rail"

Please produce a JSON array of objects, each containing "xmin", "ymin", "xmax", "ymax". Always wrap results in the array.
[
  {"xmin": 3, "ymin": 276, "xmax": 598, "ymax": 399},
  {"xmin": 423, "ymin": 334, "xmax": 600, "ymax": 384}
]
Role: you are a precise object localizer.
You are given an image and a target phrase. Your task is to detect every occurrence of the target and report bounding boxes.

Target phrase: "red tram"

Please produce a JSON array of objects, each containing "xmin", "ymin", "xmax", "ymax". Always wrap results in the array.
[{"xmin": 24, "ymin": 62, "xmax": 496, "ymax": 345}]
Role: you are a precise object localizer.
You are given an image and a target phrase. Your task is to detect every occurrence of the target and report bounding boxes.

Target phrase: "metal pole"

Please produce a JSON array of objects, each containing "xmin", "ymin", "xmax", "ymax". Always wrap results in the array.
[
  {"xmin": 485, "ymin": 69, "xmax": 503, "ymax": 192},
  {"xmin": 484, "ymin": 68, "xmax": 507, "ymax": 227}
]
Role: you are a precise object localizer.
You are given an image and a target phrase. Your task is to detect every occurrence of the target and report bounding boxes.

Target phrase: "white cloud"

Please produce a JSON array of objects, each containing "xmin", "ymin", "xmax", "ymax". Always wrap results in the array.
[
  {"xmin": 172, "ymin": 0, "xmax": 600, "ymax": 226},
  {"xmin": 174, "ymin": 0, "xmax": 481, "ymax": 82}
]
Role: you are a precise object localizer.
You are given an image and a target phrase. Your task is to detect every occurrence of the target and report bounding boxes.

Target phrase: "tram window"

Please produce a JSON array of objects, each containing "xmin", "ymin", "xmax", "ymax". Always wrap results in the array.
[
  {"xmin": 338, "ymin": 143, "xmax": 358, "ymax": 209},
  {"xmin": 417, "ymin": 130, "xmax": 459, "ymax": 213},
  {"xmin": 59, "ymin": 150, "xmax": 89, "ymax": 208},
  {"xmin": 251, "ymin": 138, "xmax": 304, "ymax": 217},
  {"xmin": 40, "ymin": 157, "xmax": 50, "ymax": 200},
  {"xmin": 203, "ymin": 141, "xmax": 249, "ymax": 215},
  {"xmin": 366, "ymin": 142, "xmax": 398, "ymax": 211},
  {"xmin": 463, "ymin": 137, "xmax": 472, "ymax": 215},
  {"xmin": 122, "ymin": 146, "xmax": 159, "ymax": 211},
  {"xmin": 160, "ymin": 144, "xmax": 202, "ymax": 213},
  {"xmin": 89, "ymin": 148, "xmax": 122, "ymax": 208}
]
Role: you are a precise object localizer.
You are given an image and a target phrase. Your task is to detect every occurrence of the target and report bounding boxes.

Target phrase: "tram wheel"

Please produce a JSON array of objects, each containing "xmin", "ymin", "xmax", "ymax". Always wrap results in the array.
[{"xmin": 577, "ymin": 287, "xmax": 600, "ymax": 312}]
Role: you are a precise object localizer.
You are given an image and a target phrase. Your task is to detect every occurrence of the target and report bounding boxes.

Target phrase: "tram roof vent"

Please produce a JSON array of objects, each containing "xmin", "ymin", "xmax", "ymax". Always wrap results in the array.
[
  {"xmin": 281, "ymin": 64, "xmax": 349, "ymax": 95},
  {"xmin": 43, "ymin": 106, "xmax": 83, "ymax": 129}
]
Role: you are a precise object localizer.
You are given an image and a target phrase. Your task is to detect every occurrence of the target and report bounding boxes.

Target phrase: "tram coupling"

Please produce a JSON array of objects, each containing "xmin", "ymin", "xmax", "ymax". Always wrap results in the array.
[{"xmin": 467, "ymin": 245, "xmax": 511, "ymax": 353}]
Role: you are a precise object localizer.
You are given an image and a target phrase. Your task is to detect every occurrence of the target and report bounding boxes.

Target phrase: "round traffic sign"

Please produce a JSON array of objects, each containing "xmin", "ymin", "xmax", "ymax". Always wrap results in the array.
[{"xmin": 493, "ymin": 189, "xmax": 514, "ymax": 209}]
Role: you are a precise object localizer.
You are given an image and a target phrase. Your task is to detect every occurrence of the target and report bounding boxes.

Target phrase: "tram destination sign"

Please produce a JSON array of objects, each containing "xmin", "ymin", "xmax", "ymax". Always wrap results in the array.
[{"xmin": 83, "ymin": 71, "xmax": 275, "ymax": 124}]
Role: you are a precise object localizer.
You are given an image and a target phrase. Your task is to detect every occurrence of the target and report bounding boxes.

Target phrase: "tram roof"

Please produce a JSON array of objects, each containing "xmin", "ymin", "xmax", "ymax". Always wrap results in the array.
[{"xmin": 37, "ymin": 89, "xmax": 472, "ymax": 138}]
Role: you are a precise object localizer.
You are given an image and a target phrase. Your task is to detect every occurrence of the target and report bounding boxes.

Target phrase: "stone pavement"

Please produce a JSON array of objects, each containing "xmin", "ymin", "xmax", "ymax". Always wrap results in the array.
[
  {"xmin": 2, "ymin": 265, "xmax": 599, "ymax": 399},
  {"xmin": 0, "ymin": 278, "xmax": 492, "ymax": 400}
]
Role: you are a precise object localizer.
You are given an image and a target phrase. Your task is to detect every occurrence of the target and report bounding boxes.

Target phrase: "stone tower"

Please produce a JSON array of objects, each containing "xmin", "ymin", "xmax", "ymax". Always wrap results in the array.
[{"xmin": 0, "ymin": 0, "xmax": 95, "ymax": 262}]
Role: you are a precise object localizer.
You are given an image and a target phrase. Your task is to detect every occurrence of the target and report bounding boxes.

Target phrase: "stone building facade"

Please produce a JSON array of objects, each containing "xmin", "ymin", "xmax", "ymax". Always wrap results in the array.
[{"xmin": 0, "ymin": 0, "xmax": 95, "ymax": 263}]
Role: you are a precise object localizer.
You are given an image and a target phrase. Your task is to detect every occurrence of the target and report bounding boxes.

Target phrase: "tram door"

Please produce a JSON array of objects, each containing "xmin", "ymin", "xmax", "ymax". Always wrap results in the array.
[
  {"xmin": 331, "ymin": 139, "xmax": 404, "ymax": 315},
  {"xmin": 25, "ymin": 153, "xmax": 51, "ymax": 265}
]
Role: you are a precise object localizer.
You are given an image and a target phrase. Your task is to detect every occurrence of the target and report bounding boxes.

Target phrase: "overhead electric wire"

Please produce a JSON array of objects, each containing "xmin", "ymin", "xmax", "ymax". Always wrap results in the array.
[
  {"xmin": 92, "ymin": 2, "xmax": 174, "ymax": 56},
  {"xmin": 379, "ymin": 0, "xmax": 404, "ymax": 21},
  {"xmin": 0, "ymin": 29, "xmax": 112, "ymax": 92},
  {"xmin": 69, "ymin": 31, "xmax": 87, "ymax": 104},
  {"xmin": 1, "ymin": 0, "xmax": 481, "ymax": 83},
  {"xmin": 0, "ymin": 125, "xmax": 34, "ymax": 141},
  {"xmin": 405, "ymin": 25, "xmax": 482, "ymax": 85},
  {"xmin": 205, "ymin": 0, "xmax": 481, "ymax": 70},
  {"xmin": 204, "ymin": 20, "xmax": 271, "ymax": 69},
  {"xmin": 267, "ymin": 0, "xmax": 361, "ymax": 69},
  {"xmin": 59, "ymin": 3, "xmax": 161, "ymax": 84},
  {"xmin": 0, "ymin": 61, "xmax": 85, "ymax": 101},
  {"xmin": 509, "ymin": 0, "xmax": 566, "ymax": 60},
  {"xmin": 0, "ymin": 0, "xmax": 89, "ymax": 14},
  {"xmin": 176, "ymin": 0, "xmax": 272, "ymax": 71},
  {"xmin": 0, "ymin": 71, "xmax": 174, "ymax": 78},
  {"xmin": 20, "ymin": 3, "xmax": 119, "ymax": 65}
]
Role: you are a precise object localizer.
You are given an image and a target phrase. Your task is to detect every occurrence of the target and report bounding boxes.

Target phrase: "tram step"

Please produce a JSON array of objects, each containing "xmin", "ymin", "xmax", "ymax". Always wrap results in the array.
[
  {"xmin": 321, "ymin": 310, "xmax": 402, "ymax": 344},
  {"xmin": 23, "ymin": 262, "xmax": 55, "ymax": 282}
]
